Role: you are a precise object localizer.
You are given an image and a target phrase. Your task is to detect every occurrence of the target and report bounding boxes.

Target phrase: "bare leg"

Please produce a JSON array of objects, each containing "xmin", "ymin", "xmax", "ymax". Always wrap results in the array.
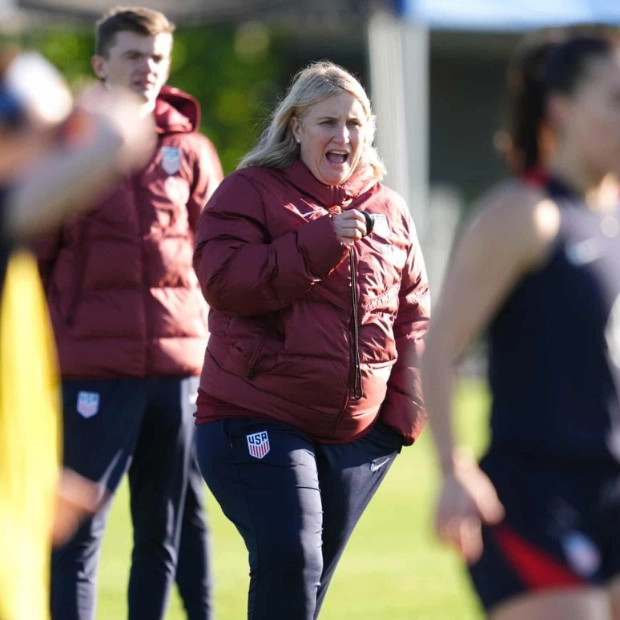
[
  {"xmin": 607, "ymin": 575, "xmax": 620, "ymax": 620},
  {"xmin": 489, "ymin": 588, "xmax": 612, "ymax": 620}
]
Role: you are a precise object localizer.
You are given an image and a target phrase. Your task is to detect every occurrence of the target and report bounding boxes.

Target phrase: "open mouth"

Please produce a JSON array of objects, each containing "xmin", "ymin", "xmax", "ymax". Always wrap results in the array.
[{"xmin": 326, "ymin": 151, "xmax": 349, "ymax": 165}]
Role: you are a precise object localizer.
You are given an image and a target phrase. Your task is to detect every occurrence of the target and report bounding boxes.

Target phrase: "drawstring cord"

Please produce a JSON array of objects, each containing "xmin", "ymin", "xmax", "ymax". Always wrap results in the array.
[
  {"xmin": 349, "ymin": 248, "xmax": 363, "ymax": 400},
  {"xmin": 330, "ymin": 205, "xmax": 372, "ymax": 401}
]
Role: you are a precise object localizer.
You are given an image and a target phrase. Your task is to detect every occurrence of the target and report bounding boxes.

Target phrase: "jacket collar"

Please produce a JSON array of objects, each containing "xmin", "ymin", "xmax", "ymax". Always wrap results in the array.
[
  {"xmin": 154, "ymin": 85, "xmax": 200, "ymax": 135},
  {"xmin": 281, "ymin": 159, "xmax": 376, "ymax": 208}
]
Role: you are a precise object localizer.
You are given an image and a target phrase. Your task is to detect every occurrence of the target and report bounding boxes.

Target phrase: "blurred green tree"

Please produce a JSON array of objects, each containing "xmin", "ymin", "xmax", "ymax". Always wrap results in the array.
[{"xmin": 21, "ymin": 22, "xmax": 286, "ymax": 174}]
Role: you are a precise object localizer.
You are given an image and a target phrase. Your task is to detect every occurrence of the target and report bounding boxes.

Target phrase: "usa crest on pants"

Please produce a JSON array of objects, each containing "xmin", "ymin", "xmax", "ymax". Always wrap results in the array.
[
  {"xmin": 247, "ymin": 431, "xmax": 270, "ymax": 459},
  {"xmin": 76, "ymin": 391, "xmax": 100, "ymax": 418}
]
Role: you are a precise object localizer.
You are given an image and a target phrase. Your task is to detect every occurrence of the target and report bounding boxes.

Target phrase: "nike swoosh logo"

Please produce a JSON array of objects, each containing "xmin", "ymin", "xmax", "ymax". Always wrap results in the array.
[
  {"xmin": 299, "ymin": 210, "xmax": 315, "ymax": 218},
  {"xmin": 369, "ymin": 457, "xmax": 391, "ymax": 472}
]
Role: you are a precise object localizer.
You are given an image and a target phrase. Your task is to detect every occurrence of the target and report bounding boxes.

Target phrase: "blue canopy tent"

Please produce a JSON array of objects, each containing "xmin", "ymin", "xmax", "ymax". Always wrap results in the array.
[{"xmin": 396, "ymin": 0, "xmax": 620, "ymax": 30}]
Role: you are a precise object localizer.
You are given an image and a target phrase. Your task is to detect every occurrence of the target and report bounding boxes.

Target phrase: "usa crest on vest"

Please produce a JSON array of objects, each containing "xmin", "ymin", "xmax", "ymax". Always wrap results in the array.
[
  {"xmin": 247, "ymin": 431, "xmax": 270, "ymax": 459},
  {"xmin": 161, "ymin": 146, "xmax": 181, "ymax": 175}
]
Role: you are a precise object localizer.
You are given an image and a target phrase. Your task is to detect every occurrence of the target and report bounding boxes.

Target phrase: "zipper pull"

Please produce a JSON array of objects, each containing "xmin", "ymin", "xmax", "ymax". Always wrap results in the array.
[{"xmin": 362, "ymin": 212, "xmax": 374, "ymax": 236}]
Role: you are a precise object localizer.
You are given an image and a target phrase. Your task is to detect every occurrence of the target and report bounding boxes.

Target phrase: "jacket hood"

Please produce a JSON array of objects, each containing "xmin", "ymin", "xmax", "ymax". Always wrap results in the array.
[
  {"xmin": 155, "ymin": 85, "xmax": 201, "ymax": 135},
  {"xmin": 282, "ymin": 159, "xmax": 377, "ymax": 208}
]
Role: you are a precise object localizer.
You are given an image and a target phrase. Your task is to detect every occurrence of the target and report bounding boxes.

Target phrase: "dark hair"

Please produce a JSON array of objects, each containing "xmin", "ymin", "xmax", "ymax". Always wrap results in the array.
[
  {"xmin": 95, "ymin": 6, "xmax": 175, "ymax": 58},
  {"xmin": 499, "ymin": 30, "xmax": 565, "ymax": 174},
  {"xmin": 0, "ymin": 47, "xmax": 24, "ymax": 130},
  {"xmin": 545, "ymin": 36, "xmax": 615, "ymax": 95},
  {"xmin": 500, "ymin": 29, "xmax": 619, "ymax": 175},
  {"xmin": 0, "ymin": 86, "xmax": 26, "ymax": 130}
]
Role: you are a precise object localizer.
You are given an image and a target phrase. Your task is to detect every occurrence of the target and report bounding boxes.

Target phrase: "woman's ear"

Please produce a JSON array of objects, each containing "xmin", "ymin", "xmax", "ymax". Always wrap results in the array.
[
  {"xmin": 290, "ymin": 116, "xmax": 301, "ymax": 143},
  {"xmin": 538, "ymin": 121, "xmax": 557, "ymax": 167},
  {"xmin": 546, "ymin": 94, "xmax": 570, "ymax": 132}
]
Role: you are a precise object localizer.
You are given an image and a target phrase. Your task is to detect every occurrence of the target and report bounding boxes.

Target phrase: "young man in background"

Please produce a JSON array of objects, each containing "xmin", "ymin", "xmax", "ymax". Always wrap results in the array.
[{"xmin": 39, "ymin": 7, "xmax": 223, "ymax": 620}]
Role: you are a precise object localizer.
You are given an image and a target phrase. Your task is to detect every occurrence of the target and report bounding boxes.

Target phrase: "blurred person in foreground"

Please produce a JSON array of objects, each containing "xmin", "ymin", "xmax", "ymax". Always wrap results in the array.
[
  {"xmin": 38, "ymin": 7, "xmax": 223, "ymax": 620},
  {"xmin": 0, "ymin": 48, "xmax": 152, "ymax": 620},
  {"xmin": 422, "ymin": 31, "xmax": 620, "ymax": 620},
  {"xmin": 193, "ymin": 60, "xmax": 430, "ymax": 619}
]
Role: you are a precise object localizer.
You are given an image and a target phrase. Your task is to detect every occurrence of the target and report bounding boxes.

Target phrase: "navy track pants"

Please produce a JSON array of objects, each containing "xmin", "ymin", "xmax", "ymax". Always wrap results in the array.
[
  {"xmin": 50, "ymin": 377, "xmax": 211, "ymax": 620},
  {"xmin": 196, "ymin": 416, "xmax": 402, "ymax": 620}
]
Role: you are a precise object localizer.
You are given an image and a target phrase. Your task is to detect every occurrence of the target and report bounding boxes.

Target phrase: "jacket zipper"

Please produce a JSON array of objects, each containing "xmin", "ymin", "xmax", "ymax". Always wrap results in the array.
[
  {"xmin": 328, "ymin": 247, "xmax": 361, "ymax": 436},
  {"xmin": 326, "ymin": 204, "xmax": 362, "ymax": 401},
  {"xmin": 135, "ymin": 176, "xmax": 151, "ymax": 376},
  {"xmin": 349, "ymin": 248, "xmax": 363, "ymax": 400}
]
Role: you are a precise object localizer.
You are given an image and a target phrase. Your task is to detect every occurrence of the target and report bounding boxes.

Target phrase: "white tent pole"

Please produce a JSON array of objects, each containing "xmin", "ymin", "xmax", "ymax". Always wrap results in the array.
[{"xmin": 367, "ymin": 9, "xmax": 429, "ymax": 242}]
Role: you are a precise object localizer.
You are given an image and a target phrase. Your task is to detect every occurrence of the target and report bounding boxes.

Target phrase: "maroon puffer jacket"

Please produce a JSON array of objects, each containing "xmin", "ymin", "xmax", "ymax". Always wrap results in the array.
[
  {"xmin": 193, "ymin": 160, "xmax": 430, "ymax": 445},
  {"xmin": 38, "ymin": 85, "xmax": 223, "ymax": 379}
]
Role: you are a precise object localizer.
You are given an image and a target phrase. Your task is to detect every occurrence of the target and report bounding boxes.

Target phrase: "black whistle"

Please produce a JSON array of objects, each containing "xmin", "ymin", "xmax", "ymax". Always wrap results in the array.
[{"xmin": 362, "ymin": 212, "xmax": 374, "ymax": 236}]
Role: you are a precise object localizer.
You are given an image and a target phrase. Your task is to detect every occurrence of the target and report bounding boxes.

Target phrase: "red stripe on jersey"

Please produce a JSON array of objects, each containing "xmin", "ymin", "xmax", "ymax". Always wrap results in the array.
[
  {"xmin": 521, "ymin": 167, "xmax": 549, "ymax": 188},
  {"xmin": 492, "ymin": 524, "xmax": 584, "ymax": 589}
]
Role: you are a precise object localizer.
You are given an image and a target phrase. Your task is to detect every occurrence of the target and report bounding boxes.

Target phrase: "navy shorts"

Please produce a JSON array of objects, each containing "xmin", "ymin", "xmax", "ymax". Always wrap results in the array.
[{"xmin": 468, "ymin": 448, "xmax": 620, "ymax": 612}]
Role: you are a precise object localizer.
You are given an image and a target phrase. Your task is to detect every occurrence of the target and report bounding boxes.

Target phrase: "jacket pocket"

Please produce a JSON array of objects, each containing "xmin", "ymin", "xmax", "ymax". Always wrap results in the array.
[
  {"xmin": 219, "ymin": 318, "xmax": 284, "ymax": 380},
  {"xmin": 369, "ymin": 419, "xmax": 404, "ymax": 453},
  {"xmin": 216, "ymin": 333, "xmax": 269, "ymax": 379},
  {"xmin": 246, "ymin": 336, "xmax": 266, "ymax": 379}
]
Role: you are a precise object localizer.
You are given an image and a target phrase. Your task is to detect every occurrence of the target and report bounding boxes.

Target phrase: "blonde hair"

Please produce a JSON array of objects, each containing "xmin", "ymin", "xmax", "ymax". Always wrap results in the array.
[{"xmin": 238, "ymin": 61, "xmax": 386, "ymax": 181}]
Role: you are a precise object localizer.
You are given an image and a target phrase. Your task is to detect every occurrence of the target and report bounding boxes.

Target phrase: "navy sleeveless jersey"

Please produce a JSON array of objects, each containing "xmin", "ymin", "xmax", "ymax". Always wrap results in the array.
[{"xmin": 487, "ymin": 179, "xmax": 620, "ymax": 462}]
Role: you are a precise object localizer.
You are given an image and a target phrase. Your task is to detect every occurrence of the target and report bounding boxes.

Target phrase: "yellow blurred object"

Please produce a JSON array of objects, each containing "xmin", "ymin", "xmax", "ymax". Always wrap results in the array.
[{"xmin": 0, "ymin": 248, "xmax": 60, "ymax": 620}]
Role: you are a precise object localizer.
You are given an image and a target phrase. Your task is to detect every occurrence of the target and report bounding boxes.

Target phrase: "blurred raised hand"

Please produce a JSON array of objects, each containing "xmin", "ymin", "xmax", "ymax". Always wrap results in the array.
[
  {"xmin": 435, "ymin": 451, "xmax": 505, "ymax": 564},
  {"xmin": 0, "ymin": 52, "xmax": 154, "ymax": 239}
]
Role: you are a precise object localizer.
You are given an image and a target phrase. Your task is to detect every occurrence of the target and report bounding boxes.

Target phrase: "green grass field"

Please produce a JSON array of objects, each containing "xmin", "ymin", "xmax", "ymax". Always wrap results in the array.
[{"xmin": 97, "ymin": 379, "xmax": 490, "ymax": 619}]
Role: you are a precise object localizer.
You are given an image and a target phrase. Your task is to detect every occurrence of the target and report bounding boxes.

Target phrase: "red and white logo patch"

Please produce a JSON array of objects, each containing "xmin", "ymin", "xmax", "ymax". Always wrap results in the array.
[
  {"xmin": 161, "ymin": 146, "xmax": 181, "ymax": 175},
  {"xmin": 247, "ymin": 431, "xmax": 270, "ymax": 459},
  {"xmin": 76, "ymin": 391, "xmax": 100, "ymax": 418}
]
